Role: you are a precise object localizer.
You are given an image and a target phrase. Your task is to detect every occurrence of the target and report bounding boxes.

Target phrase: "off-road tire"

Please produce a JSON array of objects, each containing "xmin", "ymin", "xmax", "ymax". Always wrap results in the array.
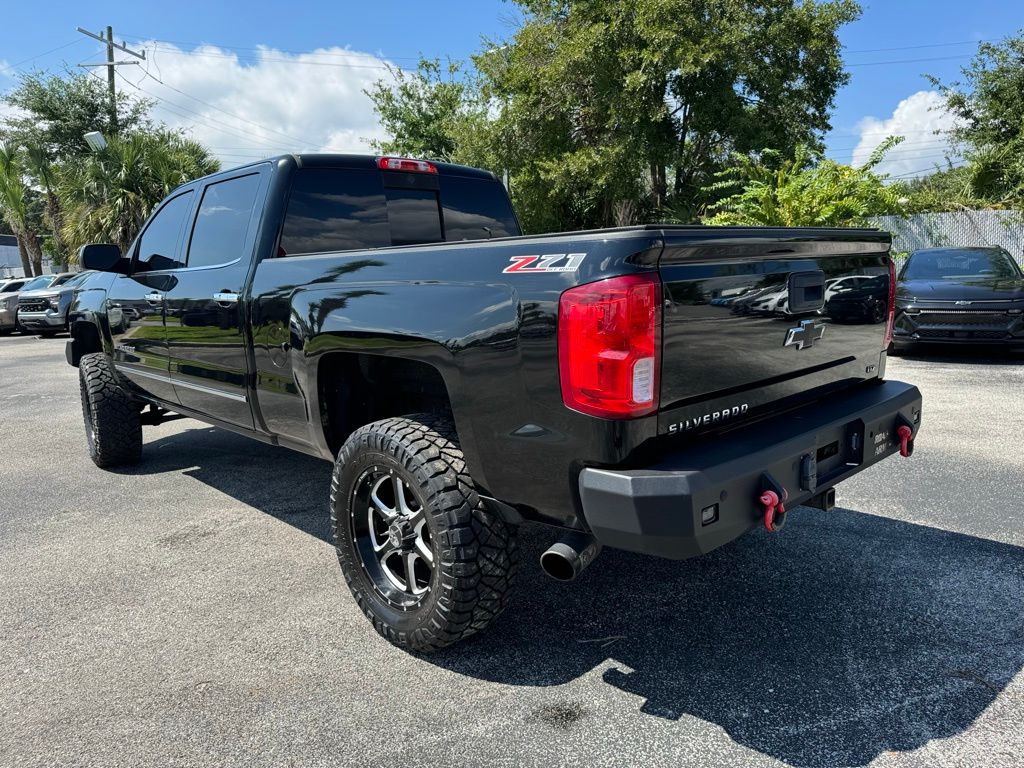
[
  {"xmin": 79, "ymin": 352, "xmax": 142, "ymax": 468},
  {"xmin": 331, "ymin": 413, "xmax": 519, "ymax": 652}
]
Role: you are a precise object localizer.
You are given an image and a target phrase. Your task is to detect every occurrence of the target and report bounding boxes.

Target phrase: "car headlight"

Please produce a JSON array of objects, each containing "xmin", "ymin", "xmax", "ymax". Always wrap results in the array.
[
  {"xmin": 2, "ymin": 296, "xmax": 16, "ymax": 310},
  {"xmin": 48, "ymin": 297, "xmax": 60, "ymax": 310}
]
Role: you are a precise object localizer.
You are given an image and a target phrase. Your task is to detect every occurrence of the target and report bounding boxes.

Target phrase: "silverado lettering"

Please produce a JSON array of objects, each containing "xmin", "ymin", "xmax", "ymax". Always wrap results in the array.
[
  {"xmin": 667, "ymin": 404, "xmax": 750, "ymax": 433},
  {"xmin": 66, "ymin": 153, "xmax": 923, "ymax": 653}
]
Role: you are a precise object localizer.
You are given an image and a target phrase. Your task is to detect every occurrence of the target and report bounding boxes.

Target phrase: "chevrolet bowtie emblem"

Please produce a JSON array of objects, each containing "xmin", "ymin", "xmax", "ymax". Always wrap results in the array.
[{"xmin": 784, "ymin": 319, "xmax": 826, "ymax": 350}]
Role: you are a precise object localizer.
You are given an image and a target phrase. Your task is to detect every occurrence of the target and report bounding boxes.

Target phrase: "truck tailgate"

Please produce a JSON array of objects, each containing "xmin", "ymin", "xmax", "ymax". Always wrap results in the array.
[{"xmin": 656, "ymin": 227, "xmax": 892, "ymax": 435}]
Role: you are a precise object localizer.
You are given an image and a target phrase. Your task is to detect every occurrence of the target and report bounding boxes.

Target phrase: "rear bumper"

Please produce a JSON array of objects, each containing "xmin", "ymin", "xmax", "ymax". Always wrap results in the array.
[{"xmin": 579, "ymin": 380, "xmax": 922, "ymax": 559}]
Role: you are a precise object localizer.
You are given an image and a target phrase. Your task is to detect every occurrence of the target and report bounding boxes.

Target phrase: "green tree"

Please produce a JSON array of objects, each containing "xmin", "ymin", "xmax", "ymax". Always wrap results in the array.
[
  {"xmin": 59, "ymin": 129, "xmax": 219, "ymax": 254},
  {"xmin": 705, "ymin": 139, "xmax": 904, "ymax": 227},
  {"xmin": 933, "ymin": 31, "xmax": 1024, "ymax": 207},
  {"xmin": 1, "ymin": 71, "xmax": 155, "ymax": 268},
  {"xmin": 900, "ymin": 165, "xmax": 988, "ymax": 213},
  {"xmin": 369, "ymin": 0, "xmax": 861, "ymax": 233},
  {"xmin": 366, "ymin": 58, "xmax": 482, "ymax": 161},
  {"xmin": 3, "ymin": 71, "xmax": 151, "ymax": 159},
  {"xmin": 0, "ymin": 143, "xmax": 45, "ymax": 276}
]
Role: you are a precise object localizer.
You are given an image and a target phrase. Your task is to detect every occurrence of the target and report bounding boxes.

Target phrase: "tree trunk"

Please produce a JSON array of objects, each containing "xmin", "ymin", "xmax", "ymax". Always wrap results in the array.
[
  {"xmin": 45, "ymin": 191, "xmax": 69, "ymax": 270},
  {"xmin": 15, "ymin": 234, "xmax": 32, "ymax": 277},
  {"xmin": 23, "ymin": 230, "xmax": 44, "ymax": 276}
]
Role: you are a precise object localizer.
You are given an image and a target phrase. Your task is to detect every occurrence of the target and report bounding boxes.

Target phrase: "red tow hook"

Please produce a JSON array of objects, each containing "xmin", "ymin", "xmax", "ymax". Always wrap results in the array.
[
  {"xmin": 760, "ymin": 490, "xmax": 786, "ymax": 532},
  {"xmin": 897, "ymin": 425, "xmax": 913, "ymax": 457}
]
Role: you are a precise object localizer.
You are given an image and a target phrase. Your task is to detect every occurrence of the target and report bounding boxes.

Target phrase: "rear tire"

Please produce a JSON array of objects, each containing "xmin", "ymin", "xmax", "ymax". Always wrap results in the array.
[
  {"xmin": 79, "ymin": 353, "xmax": 143, "ymax": 468},
  {"xmin": 331, "ymin": 413, "xmax": 519, "ymax": 652}
]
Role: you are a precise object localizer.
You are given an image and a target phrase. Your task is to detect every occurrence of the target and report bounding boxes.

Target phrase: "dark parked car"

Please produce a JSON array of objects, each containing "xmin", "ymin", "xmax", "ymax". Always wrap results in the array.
[{"xmin": 892, "ymin": 247, "xmax": 1024, "ymax": 352}]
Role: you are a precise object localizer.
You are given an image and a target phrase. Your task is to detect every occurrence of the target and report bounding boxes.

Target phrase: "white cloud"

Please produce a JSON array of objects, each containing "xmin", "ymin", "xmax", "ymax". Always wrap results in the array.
[
  {"xmin": 124, "ymin": 43, "xmax": 397, "ymax": 167},
  {"xmin": 851, "ymin": 90, "xmax": 962, "ymax": 180}
]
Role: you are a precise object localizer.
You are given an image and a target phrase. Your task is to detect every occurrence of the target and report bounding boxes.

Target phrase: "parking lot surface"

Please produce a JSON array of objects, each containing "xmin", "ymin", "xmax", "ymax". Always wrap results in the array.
[{"xmin": 1, "ymin": 335, "xmax": 1022, "ymax": 768}]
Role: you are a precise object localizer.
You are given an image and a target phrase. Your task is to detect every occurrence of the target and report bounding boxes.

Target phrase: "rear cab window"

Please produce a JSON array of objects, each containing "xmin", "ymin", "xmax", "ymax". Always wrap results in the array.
[{"xmin": 277, "ymin": 166, "xmax": 519, "ymax": 257}]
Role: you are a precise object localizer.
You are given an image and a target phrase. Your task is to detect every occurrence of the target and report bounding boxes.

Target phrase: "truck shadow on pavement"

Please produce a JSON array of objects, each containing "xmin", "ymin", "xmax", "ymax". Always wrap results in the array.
[{"xmin": 130, "ymin": 427, "xmax": 1024, "ymax": 768}]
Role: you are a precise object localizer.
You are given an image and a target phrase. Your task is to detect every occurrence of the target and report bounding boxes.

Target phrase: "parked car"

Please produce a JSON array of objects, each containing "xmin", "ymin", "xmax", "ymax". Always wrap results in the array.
[
  {"xmin": 892, "ymin": 246, "xmax": 1024, "ymax": 352},
  {"xmin": 0, "ymin": 277, "xmax": 34, "ymax": 334},
  {"xmin": 16, "ymin": 271, "xmax": 94, "ymax": 337},
  {"xmin": 66, "ymin": 154, "xmax": 921, "ymax": 652}
]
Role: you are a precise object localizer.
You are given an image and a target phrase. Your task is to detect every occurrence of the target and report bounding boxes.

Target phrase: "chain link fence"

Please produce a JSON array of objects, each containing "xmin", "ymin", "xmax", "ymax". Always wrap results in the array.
[{"xmin": 869, "ymin": 210, "xmax": 1024, "ymax": 272}]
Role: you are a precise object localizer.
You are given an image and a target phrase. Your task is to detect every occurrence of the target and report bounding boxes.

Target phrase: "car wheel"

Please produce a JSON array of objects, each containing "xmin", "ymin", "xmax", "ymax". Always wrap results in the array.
[
  {"xmin": 331, "ymin": 413, "xmax": 519, "ymax": 652},
  {"xmin": 79, "ymin": 353, "xmax": 143, "ymax": 468}
]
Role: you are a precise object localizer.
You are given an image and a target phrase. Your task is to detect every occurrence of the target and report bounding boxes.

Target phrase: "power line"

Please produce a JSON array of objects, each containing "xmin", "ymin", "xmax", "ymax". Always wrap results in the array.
[
  {"xmin": 118, "ymin": 32, "xmax": 422, "ymax": 62},
  {"xmin": 847, "ymin": 53, "xmax": 972, "ymax": 68},
  {"xmin": 113, "ymin": 70, "xmax": 301, "ymax": 149},
  {"xmin": 0, "ymin": 38, "xmax": 87, "ymax": 76},
  {"xmin": 844, "ymin": 38, "xmax": 986, "ymax": 54},
  {"xmin": 826, "ymin": 137, "xmax": 953, "ymax": 154},
  {"xmin": 888, "ymin": 160, "xmax": 967, "ymax": 179},
  {"xmin": 145, "ymin": 43, "xmax": 391, "ymax": 70},
  {"xmin": 137, "ymin": 69, "xmax": 325, "ymax": 148},
  {"xmin": 114, "ymin": 70, "xmax": 365, "ymax": 154}
]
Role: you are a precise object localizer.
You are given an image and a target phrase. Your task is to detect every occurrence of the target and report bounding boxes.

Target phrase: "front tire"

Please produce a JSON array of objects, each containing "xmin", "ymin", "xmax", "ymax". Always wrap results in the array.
[
  {"xmin": 79, "ymin": 353, "xmax": 143, "ymax": 468},
  {"xmin": 331, "ymin": 414, "xmax": 518, "ymax": 652}
]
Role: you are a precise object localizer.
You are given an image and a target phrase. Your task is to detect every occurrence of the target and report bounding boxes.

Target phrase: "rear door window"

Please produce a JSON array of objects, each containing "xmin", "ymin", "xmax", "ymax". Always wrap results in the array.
[{"xmin": 187, "ymin": 173, "xmax": 262, "ymax": 268}]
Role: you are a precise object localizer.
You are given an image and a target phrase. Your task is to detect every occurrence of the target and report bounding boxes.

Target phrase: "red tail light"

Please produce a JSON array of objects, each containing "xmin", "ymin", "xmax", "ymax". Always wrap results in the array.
[
  {"xmin": 377, "ymin": 157, "xmax": 438, "ymax": 174},
  {"xmin": 884, "ymin": 257, "xmax": 897, "ymax": 347},
  {"xmin": 558, "ymin": 273, "xmax": 661, "ymax": 419}
]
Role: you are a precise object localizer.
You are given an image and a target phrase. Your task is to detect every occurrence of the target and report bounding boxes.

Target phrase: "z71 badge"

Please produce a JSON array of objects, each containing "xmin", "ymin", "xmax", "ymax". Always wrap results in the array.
[{"xmin": 503, "ymin": 253, "xmax": 586, "ymax": 274}]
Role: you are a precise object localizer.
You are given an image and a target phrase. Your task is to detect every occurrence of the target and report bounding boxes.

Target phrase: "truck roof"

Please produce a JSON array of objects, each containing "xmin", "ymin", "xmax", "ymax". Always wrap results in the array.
[{"xmin": 220, "ymin": 153, "xmax": 499, "ymax": 182}]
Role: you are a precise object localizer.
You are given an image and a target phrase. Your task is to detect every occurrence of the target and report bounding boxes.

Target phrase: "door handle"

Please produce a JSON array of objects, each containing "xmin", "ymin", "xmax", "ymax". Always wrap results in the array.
[
  {"xmin": 144, "ymin": 292, "xmax": 164, "ymax": 305},
  {"xmin": 213, "ymin": 292, "xmax": 239, "ymax": 306}
]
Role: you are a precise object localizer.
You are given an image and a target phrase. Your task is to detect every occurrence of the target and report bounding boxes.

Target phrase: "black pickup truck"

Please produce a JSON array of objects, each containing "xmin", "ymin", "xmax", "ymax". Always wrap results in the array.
[{"xmin": 68, "ymin": 154, "xmax": 922, "ymax": 651}]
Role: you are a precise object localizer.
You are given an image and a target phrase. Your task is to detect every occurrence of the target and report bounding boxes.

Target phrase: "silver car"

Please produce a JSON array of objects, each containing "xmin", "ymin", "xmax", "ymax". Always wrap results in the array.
[
  {"xmin": 15, "ymin": 272, "xmax": 91, "ymax": 336},
  {"xmin": 1, "ymin": 276, "xmax": 48, "ymax": 333}
]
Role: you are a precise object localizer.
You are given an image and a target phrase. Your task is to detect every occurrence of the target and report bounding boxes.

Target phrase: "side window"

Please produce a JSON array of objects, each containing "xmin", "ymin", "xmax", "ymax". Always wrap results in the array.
[
  {"xmin": 186, "ymin": 174, "xmax": 262, "ymax": 268},
  {"xmin": 384, "ymin": 188, "xmax": 443, "ymax": 247},
  {"xmin": 279, "ymin": 169, "xmax": 389, "ymax": 256},
  {"xmin": 136, "ymin": 190, "xmax": 194, "ymax": 271}
]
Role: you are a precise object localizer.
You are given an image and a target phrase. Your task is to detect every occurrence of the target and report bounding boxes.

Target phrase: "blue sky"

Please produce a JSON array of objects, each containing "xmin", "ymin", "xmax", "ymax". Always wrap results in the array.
[{"xmin": 2, "ymin": 0, "xmax": 1021, "ymax": 178}]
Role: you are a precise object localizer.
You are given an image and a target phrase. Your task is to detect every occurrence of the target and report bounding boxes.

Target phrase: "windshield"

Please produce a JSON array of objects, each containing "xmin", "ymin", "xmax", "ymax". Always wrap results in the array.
[
  {"xmin": 62, "ymin": 271, "xmax": 94, "ymax": 288},
  {"xmin": 20, "ymin": 275, "xmax": 54, "ymax": 291},
  {"xmin": 904, "ymin": 249, "xmax": 1022, "ymax": 281}
]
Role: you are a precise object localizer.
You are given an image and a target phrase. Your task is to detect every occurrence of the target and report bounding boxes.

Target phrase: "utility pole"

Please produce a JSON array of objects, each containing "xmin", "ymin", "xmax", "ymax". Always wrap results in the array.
[
  {"xmin": 105, "ymin": 25, "xmax": 116, "ymax": 128},
  {"xmin": 76, "ymin": 26, "xmax": 146, "ymax": 134}
]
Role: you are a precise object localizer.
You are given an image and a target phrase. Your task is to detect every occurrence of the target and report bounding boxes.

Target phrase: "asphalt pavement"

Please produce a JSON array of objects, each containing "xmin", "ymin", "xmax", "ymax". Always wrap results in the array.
[{"xmin": 1, "ymin": 334, "xmax": 1022, "ymax": 768}]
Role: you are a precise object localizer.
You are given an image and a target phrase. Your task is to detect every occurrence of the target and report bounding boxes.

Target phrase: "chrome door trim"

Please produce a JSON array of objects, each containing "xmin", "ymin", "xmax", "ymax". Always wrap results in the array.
[{"xmin": 115, "ymin": 363, "xmax": 248, "ymax": 403}]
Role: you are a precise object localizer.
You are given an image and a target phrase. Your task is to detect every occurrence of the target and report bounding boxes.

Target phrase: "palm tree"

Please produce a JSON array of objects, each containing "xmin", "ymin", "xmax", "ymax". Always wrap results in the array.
[
  {"xmin": 0, "ymin": 143, "xmax": 45, "ymax": 276},
  {"xmin": 59, "ymin": 129, "xmax": 219, "ymax": 254},
  {"xmin": 24, "ymin": 143, "xmax": 71, "ymax": 269}
]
